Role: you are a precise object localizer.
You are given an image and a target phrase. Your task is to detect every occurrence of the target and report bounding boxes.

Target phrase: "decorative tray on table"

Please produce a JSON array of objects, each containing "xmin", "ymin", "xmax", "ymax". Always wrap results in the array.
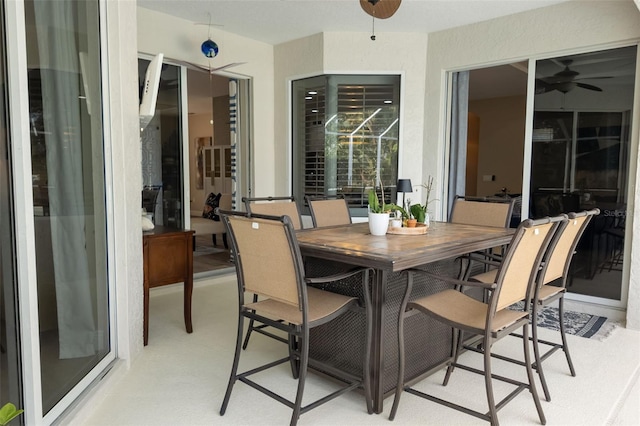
[{"xmin": 387, "ymin": 223, "xmax": 429, "ymax": 235}]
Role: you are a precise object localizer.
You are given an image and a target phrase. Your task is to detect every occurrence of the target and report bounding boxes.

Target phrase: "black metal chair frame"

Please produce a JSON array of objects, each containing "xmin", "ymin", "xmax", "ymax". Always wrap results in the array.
[
  {"xmin": 240, "ymin": 196, "xmax": 304, "ymax": 349},
  {"xmin": 243, "ymin": 196, "xmax": 303, "ymax": 229},
  {"xmin": 390, "ymin": 217, "xmax": 563, "ymax": 425},
  {"xmin": 219, "ymin": 210, "xmax": 373, "ymax": 426}
]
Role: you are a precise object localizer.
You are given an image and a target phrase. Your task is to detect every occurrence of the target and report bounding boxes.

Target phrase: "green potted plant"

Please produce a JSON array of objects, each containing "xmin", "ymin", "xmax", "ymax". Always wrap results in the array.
[
  {"xmin": 368, "ymin": 184, "xmax": 392, "ymax": 235},
  {"xmin": 404, "ymin": 198, "xmax": 418, "ymax": 227},
  {"xmin": 410, "ymin": 176, "xmax": 437, "ymax": 226}
]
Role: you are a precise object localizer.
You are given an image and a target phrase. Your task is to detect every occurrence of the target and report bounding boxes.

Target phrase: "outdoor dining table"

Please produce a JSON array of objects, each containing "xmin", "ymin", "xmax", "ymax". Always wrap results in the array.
[{"xmin": 296, "ymin": 221, "xmax": 515, "ymax": 413}]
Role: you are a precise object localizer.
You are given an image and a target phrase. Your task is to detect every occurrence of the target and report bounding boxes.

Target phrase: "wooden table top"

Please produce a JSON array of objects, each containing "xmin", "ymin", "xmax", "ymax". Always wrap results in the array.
[
  {"xmin": 296, "ymin": 221, "xmax": 514, "ymax": 272},
  {"xmin": 143, "ymin": 226, "xmax": 194, "ymax": 238}
]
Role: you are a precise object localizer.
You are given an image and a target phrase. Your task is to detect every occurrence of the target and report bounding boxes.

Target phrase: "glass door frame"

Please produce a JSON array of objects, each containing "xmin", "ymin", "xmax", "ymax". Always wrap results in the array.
[
  {"xmin": 4, "ymin": 0, "xmax": 117, "ymax": 423},
  {"xmin": 442, "ymin": 42, "xmax": 640, "ymax": 311}
]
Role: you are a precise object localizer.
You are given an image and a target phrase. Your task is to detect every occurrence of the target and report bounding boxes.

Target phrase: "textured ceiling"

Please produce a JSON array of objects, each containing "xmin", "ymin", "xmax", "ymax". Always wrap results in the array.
[{"xmin": 137, "ymin": 0, "xmax": 570, "ymax": 45}]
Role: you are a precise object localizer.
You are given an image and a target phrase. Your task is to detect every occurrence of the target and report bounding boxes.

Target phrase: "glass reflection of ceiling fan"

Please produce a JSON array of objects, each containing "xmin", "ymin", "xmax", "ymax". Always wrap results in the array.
[{"xmin": 535, "ymin": 59, "xmax": 613, "ymax": 94}]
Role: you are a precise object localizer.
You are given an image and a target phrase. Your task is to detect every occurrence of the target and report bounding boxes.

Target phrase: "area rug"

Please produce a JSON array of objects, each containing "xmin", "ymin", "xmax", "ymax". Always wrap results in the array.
[{"xmin": 512, "ymin": 302, "xmax": 618, "ymax": 340}]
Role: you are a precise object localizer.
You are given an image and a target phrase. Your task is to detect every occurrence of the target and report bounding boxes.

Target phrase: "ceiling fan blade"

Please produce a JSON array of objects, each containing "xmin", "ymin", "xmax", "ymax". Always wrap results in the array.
[
  {"xmin": 173, "ymin": 60, "xmax": 208, "ymax": 72},
  {"xmin": 574, "ymin": 76, "xmax": 614, "ymax": 81},
  {"xmin": 174, "ymin": 60, "xmax": 246, "ymax": 73},
  {"xmin": 576, "ymin": 82, "xmax": 603, "ymax": 92},
  {"xmin": 208, "ymin": 62, "xmax": 246, "ymax": 72}
]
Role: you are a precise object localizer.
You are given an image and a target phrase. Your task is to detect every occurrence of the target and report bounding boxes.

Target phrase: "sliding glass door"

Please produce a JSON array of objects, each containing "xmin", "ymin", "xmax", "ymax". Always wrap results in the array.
[
  {"xmin": 448, "ymin": 45, "xmax": 637, "ymax": 304},
  {"xmin": 531, "ymin": 46, "xmax": 636, "ymax": 301},
  {"xmin": 25, "ymin": 0, "xmax": 112, "ymax": 417}
]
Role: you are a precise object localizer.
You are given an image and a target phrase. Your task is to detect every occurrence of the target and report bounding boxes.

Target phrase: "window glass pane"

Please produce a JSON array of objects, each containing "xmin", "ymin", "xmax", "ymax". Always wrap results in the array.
[
  {"xmin": 25, "ymin": 0, "xmax": 110, "ymax": 413},
  {"xmin": 0, "ymin": 1, "xmax": 23, "ymax": 412},
  {"xmin": 532, "ymin": 46, "xmax": 636, "ymax": 301},
  {"xmin": 293, "ymin": 75, "xmax": 400, "ymax": 215},
  {"xmin": 139, "ymin": 60, "xmax": 183, "ymax": 228}
]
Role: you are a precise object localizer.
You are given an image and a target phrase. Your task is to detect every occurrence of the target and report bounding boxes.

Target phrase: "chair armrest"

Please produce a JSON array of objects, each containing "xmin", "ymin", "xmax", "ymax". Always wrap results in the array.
[
  {"xmin": 404, "ymin": 268, "xmax": 497, "ymax": 291},
  {"xmin": 466, "ymin": 251, "xmax": 502, "ymax": 267}
]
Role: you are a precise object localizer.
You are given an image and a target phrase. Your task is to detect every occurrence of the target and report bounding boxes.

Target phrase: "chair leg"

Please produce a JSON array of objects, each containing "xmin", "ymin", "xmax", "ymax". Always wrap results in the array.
[
  {"xmin": 289, "ymin": 334, "xmax": 300, "ymax": 379},
  {"xmin": 483, "ymin": 336, "xmax": 499, "ymax": 426},
  {"xmin": 241, "ymin": 294, "xmax": 259, "ymax": 350},
  {"xmin": 389, "ymin": 298, "xmax": 406, "ymax": 421},
  {"xmin": 443, "ymin": 329, "xmax": 463, "ymax": 386},
  {"xmin": 523, "ymin": 324, "xmax": 547, "ymax": 425},
  {"xmin": 531, "ymin": 303, "xmax": 551, "ymax": 402},
  {"xmin": 290, "ymin": 328, "xmax": 309, "ymax": 426},
  {"xmin": 222, "ymin": 232, "xmax": 228, "ymax": 249},
  {"xmin": 220, "ymin": 315, "xmax": 245, "ymax": 415},
  {"xmin": 558, "ymin": 297, "xmax": 576, "ymax": 377}
]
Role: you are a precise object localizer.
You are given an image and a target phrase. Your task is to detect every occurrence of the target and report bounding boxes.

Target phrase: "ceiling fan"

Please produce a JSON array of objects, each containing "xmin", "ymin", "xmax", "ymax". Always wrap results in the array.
[
  {"xmin": 360, "ymin": 0, "xmax": 402, "ymax": 40},
  {"xmin": 535, "ymin": 59, "xmax": 612, "ymax": 94},
  {"xmin": 359, "ymin": 0, "xmax": 402, "ymax": 19}
]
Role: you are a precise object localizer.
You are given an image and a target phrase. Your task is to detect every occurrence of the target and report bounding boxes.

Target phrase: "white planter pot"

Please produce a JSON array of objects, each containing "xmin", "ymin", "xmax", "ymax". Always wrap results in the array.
[{"xmin": 368, "ymin": 212, "xmax": 390, "ymax": 236}]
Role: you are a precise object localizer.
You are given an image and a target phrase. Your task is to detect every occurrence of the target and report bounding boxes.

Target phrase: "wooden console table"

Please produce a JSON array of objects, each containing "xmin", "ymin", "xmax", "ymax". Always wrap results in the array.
[{"xmin": 143, "ymin": 226, "xmax": 195, "ymax": 346}]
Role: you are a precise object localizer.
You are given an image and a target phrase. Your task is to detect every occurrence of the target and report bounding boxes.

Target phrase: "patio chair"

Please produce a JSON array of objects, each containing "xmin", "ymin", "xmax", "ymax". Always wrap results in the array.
[
  {"xmin": 470, "ymin": 209, "xmax": 598, "ymax": 401},
  {"xmin": 243, "ymin": 196, "xmax": 303, "ymax": 230},
  {"xmin": 241, "ymin": 196, "xmax": 304, "ymax": 349},
  {"xmin": 390, "ymin": 216, "xmax": 563, "ymax": 425},
  {"xmin": 449, "ymin": 195, "xmax": 515, "ymax": 228},
  {"xmin": 449, "ymin": 195, "xmax": 516, "ymax": 279},
  {"xmin": 219, "ymin": 211, "xmax": 372, "ymax": 425},
  {"xmin": 305, "ymin": 195, "xmax": 352, "ymax": 228}
]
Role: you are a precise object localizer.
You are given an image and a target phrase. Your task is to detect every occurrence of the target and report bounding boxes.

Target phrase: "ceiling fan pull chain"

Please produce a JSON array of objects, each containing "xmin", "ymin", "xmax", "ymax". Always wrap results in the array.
[{"xmin": 371, "ymin": 12, "xmax": 376, "ymax": 40}]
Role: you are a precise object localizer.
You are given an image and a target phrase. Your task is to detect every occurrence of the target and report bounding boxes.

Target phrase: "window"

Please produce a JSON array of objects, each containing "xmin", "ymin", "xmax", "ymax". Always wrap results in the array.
[
  {"xmin": 292, "ymin": 75, "xmax": 400, "ymax": 215},
  {"xmin": 138, "ymin": 59, "xmax": 183, "ymax": 228}
]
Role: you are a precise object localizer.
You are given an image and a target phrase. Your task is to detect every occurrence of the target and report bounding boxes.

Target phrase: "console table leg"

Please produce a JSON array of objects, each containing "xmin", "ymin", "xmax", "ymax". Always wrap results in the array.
[
  {"xmin": 184, "ymin": 279, "xmax": 193, "ymax": 333},
  {"xmin": 143, "ymin": 283, "xmax": 150, "ymax": 346}
]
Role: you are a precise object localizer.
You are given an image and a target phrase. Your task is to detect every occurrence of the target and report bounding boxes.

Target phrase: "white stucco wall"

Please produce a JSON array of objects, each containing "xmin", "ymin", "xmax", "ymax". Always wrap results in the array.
[
  {"xmin": 273, "ymin": 32, "xmax": 428, "ymax": 200},
  {"xmin": 137, "ymin": 8, "xmax": 276, "ymax": 196},
  {"xmin": 425, "ymin": 0, "xmax": 640, "ymax": 327},
  {"xmin": 106, "ymin": 0, "xmax": 143, "ymax": 363},
  {"xmin": 273, "ymin": 33, "xmax": 324, "ymax": 195}
]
